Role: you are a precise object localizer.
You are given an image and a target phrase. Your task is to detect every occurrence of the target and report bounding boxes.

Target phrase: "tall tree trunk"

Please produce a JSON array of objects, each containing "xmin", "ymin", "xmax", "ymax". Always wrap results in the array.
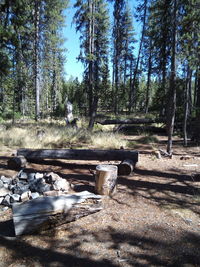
[
  {"xmin": 34, "ymin": 0, "xmax": 40, "ymax": 121},
  {"xmin": 145, "ymin": 39, "xmax": 152, "ymax": 114},
  {"xmin": 183, "ymin": 66, "xmax": 190, "ymax": 146},
  {"xmin": 129, "ymin": 0, "xmax": 147, "ymax": 113},
  {"xmin": 166, "ymin": 0, "xmax": 177, "ymax": 155}
]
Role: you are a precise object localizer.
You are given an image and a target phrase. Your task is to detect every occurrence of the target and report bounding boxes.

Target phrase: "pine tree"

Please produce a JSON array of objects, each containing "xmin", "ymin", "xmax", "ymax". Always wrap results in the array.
[{"xmin": 74, "ymin": 0, "xmax": 110, "ymax": 129}]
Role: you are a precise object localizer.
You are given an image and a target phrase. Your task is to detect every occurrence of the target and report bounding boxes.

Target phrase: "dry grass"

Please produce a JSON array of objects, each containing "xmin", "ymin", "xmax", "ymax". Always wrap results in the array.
[{"xmin": 0, "ymin": 121, "xmax": 127, "ymax": 150}]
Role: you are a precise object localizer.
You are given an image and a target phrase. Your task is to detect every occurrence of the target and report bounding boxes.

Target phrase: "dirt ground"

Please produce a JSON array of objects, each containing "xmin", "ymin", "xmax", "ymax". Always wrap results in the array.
[{"xmin": 0, "ymin": 137, "xmax": 200, "ymax": 267}]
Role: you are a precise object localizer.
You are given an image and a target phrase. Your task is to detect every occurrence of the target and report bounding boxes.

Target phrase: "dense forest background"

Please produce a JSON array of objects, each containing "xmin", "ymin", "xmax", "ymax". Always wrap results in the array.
[{"xmin": 0, "ymin": 0, "xmax": 200, "ymax": 153}]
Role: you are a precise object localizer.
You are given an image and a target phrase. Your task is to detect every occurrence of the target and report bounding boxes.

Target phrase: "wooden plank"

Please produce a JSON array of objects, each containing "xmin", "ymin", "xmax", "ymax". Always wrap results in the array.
[
  {"xmin": 17, "ymin": 148, "xmax": 139, "ymax": 162},
  {"xmin": 12, "ymin": 191, "xmax": 102, "ymax": 236}
]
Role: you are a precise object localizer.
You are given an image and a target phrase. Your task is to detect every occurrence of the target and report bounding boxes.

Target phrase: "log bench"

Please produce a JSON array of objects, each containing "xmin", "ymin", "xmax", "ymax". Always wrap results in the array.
[{"xmin": 17, "ymin": 148, "xmax": 138, "ymax": 175}]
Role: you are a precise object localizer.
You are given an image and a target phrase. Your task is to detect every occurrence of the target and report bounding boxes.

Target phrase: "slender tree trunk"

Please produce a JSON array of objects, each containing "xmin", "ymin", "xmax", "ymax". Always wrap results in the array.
[
  {"xmin": 183, "ymin": 66, "xmax": 190, "ymax": 146},
  {"xmin": 166, "ymin": 0, "xmax": 177, "ymax": 155},
  {"xmin": 194, "ymin": 69, "xmax": 198, "ymax": 107},
  {"xmin": 145, "ymin": 39, "xmax": 152, "ymax": 114},
  {"xmin": 34, "ymin": 0, "xmax": 40, "ymax": 121},
  {"xmin": 129, "ymin": 0, "xmax": 147, "ymax": 113}
]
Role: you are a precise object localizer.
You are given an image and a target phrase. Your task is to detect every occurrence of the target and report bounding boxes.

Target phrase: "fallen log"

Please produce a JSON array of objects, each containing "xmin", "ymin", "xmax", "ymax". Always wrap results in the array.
[
  {"xmin": 118, "ymin": 159, "xmax": 135, "ymax": 175},
  {"xmin": 12, "ymin": 191, "xmax": 102, "ymax": 235},
  {"xmin": 17, "ymin": 149, "xmax": 139, "ymax": 162},
  {"xmin": 7, "ymin": 155, "xmax": 27, "ymax": 169},
  {"xmin": 114, "ymin": 125, "xmax": 166, "ymax": 134},
  {"xmin": 96, "ymin": 118, "xmax": 165, "ymax": 125}
]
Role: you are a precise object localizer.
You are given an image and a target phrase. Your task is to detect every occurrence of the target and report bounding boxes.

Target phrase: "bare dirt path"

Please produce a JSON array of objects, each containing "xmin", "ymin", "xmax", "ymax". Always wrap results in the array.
[{"xmin": 0, "ymin": 140, "xmax": 199, "ymax": 267}]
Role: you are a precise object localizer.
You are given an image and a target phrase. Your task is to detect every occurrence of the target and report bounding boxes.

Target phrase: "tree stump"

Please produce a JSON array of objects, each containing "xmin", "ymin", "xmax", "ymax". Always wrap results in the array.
[{"xmin": 95, "ymin": 165, "xmax": 118, "ymax": 196}]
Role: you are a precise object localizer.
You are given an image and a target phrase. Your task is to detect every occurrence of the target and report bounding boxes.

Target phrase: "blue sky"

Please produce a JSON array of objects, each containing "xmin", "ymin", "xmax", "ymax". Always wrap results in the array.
[{"xmin": 63, "ymin": 0, "xmax": 138, "ymax": 81}]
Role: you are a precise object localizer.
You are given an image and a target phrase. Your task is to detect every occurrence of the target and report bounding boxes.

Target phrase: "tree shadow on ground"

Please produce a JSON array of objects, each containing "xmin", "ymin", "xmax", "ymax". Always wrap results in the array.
[
  {"xmin": 0, "ymin": 222, "xmax": 199, "ymax": 266},
  {"xmin": 118, "ymin": 167, "xmax": 200, "ymax": 215}
]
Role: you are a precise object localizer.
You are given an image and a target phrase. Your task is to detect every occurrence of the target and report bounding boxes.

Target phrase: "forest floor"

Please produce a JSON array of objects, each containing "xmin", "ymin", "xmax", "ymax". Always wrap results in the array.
[{"xmin": 0, "ymin": 134, "xmax": 200, "ymax": 267}]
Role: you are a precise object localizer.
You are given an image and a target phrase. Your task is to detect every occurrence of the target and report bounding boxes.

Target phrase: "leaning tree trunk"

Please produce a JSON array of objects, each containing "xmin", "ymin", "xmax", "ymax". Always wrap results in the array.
[{"xmin": 166, "ymin": 0, "xmax": 177, "ymax": 155}]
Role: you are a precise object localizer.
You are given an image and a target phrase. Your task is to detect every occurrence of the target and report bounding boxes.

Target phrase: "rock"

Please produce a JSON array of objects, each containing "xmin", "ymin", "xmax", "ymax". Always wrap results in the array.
[
  {"xmin": 154, "ymin": 150, "xmax": 161, "ymax": 159},
  {"xmin": 30, "ymin": 192, "xmax": 40, "ymax": 199},
  {"xmin": 12, "ymin": 178, "xmax": 19, "ymax": 185},
  {"xmin": 45, "ymin": 172, "xmax": 61, "ymax": 183},
  {"xmin": 3, "ymin": 183, "xmax": 9, "ymax": 189},
  {"xmin": 2, "ymin": 206, "xmax": 9, "ymax": 212},
  {"xmin": 7, "ymin": 156, "xmax": 27, "ymax": 169},
  {"xmin": 35, "ymin": 172, "xmax": 44, "ymax": 179},
  {"xmin": 0, "ymin": 197, "xmax": 4, "ymax": 204},
  {"xmin": 1, "ymin": 176, "xmax": 12, "ymax": 184},
  {"xmin": 27, "ymin": 173, "xmax": 36, "ymax": 183},
  {"xmin": 13, "ymin": 183, "xmax": 29, "ymax": 195},
  {"xmin": 21, "ymin": 191, "xmax": 31, "ymax": 202},
  {"xmin": 0, "ymin": 187, "xmax": 10, "ymax": 197},
  {"xmin": 2, "ymin": 195, "xmax": 11, "ymax": 206},
  {"xmin": 8, "ymin": 184, "xmax": 15, "ymax": 191},
  {"xmin": 0, "ymin": 180, "xmax": 4, "ymax": 188},
  {"xmin": 36, "ymin": 183, "xmax": 51, "ymax": 194},
  {"xmin": 18, "ymin": 171, "xmax": 28, "ymax": 180},
  {"xmin": 53, "ymin": 178, "xmax": 70, "ymax": 192},
  {"xmin": 10, "ymin": 194, "xmax": 21, "ymax": 203}
]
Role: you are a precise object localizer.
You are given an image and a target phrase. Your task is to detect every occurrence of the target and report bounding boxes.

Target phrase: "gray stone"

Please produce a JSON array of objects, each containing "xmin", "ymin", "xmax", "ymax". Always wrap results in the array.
[
  {"xmin": 2, "ymin": 195, "xmax": 11, "ymax": 206},
  {"xmin": 8, "ymin": 184, "xmax": 15, "ymax": 191},
  {"xmin": 36, "ymin": 183, "xmax": 51, "ymax": 194},
  {"xmin": 21, "ymin": 191, "xmax": 31, "ymax": 202},
  {"xmin": 30, "ymin": 192, "xmax": 40, "ymax": 199},
  {"xmin": 0, "ymin": 180, "xmax": 4, "ymax": 188},
  {"xmin": 10, "ymin": 194, "xmax": 21, "ymax": 203},
  {"xmin": 45, "ymin": 172, "xmax": 61, "ymax": 183},
  {"xmin": 1, "ymin": 176, "xmax": 12, "ymax": 184},
  {"xmin": 12, "ymin": 178, "xmax": 19, "ymax": 185},
  {"xmin": 27, "ymin": 173, "xmax": 36, "ymax": 182},
  {"xmin": 18, "ymin": 171, "xmax": 28, "ymax": 180},
  {"xmin": 0, "ymin": 187, "xmax": 10, "ymax": 197},
  {"xmin": 13, "ymin": 183, "xmax": 29, "ymax": 195},
  {"xmin": 53, "ymin": 179, "xmax": 70, "ymax": 192},
  {"xmin": 2, "ymin": 206, "xmax": 9, "ymax": 212},
  {"xmin": 35, "ymin": 172, "xmax": 44, "ymax": 179},
  {"xmin": 0, "ymin": 197, "xmax": 4, "ymax": 204}
]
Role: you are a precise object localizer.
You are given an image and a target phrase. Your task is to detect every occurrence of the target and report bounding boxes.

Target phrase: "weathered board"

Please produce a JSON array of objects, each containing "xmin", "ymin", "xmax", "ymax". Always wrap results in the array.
[
  {"xmin": 12, "ymin": 191, "xmax": 102, "ymax": 236},
  {"xmin": 17, "ymin": 148, "xmax": 139, "ymax": 162}
]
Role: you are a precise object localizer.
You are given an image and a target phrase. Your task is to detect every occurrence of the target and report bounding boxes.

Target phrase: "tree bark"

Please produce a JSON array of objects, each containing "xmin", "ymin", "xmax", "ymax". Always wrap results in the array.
[
  {"xmin": 145, "ymin": 39, "xmax": 152, "ymax": 114},
  {"xmin": 12, "ymin": 191, "xmax": 102, "ymax": 235},
  {"xmin": 166, "ymin": 0, "xmax": 177, "ymax": 155},
  {"xmin": 129, "ymin": 0, "xmax": 147, "ymax": 112},
  {"xmin": 34, "ymin": 0, "xmax": 40, "ymax": 121},
  {"xmin": 17, "ymin": 148, "xmax": 139, "ymax": 162},
  {"xmin": 183, "ymin": 66, "xmax": 191, "ymax": 146}
]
